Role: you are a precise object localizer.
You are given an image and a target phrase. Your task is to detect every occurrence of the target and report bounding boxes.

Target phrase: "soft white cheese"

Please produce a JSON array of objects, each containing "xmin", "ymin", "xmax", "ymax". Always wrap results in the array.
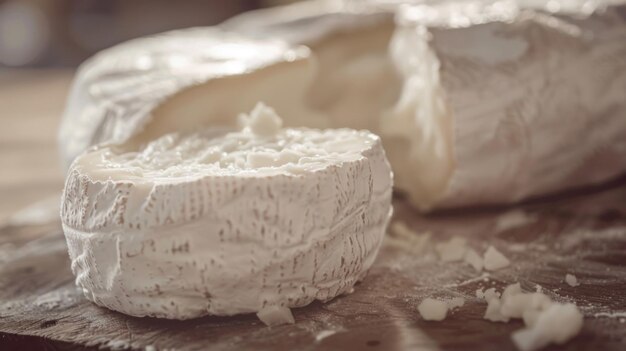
[
  {"xmin": 61, "ymin": 103, "xmax": 393, "ymax": 319},
  {"xmin": 512, "ymin": 303, "xmax": 583, "ymax": 351},
  {"xmin": 495, "ymin": 210, "xmax": 536, "ymax": 232},
  {"xmin": 483, "ymin": 246, "xmax": 510, "ymax": 271},
  {"xmin": 386, "ymin": 0, "xmax": 626, "ymax": 210},
  {"xmin": 240, "ymin": 102, "xmax": 283, "ymax": 136},
  {"xmin": 418, "ymin": 296, "xmax": 465, "ymax": 321},
  {"xmin": 256, "ymin": 305, "xmax": 295, "ymax": 326},
  {"xmin": 463, "ymin": 248, "xmax": 484, "ymax": 271},
  {"xmin": 418, "ymin": 298, "xmax": 449, "ymax": 321},
  {"xmin": 59, "ymin": 1, "xmax": 626, "ymax": 212},
  {"xmin": 565, "ymin": 274, "xmax": 580, "ymax": 287},
  {"xmin": 478, "ymin": 283, "xmax": 584, "ymax": 351}
]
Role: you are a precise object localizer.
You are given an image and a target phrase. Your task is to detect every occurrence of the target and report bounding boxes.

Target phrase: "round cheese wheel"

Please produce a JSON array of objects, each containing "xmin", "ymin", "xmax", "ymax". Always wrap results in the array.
[{"xmin": 61, "ymin": 104, "xmax": 393, "ymax": 319}]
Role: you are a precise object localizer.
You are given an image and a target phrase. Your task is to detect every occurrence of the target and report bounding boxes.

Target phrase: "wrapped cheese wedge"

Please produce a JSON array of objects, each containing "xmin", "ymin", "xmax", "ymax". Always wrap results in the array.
[
  {"xmin": 59, "ymin": 0, "xmax": 626, "ymax": 211},
  {"xmin": 60, "ymin": 104, "xmax": 393, "ymax": 319}
]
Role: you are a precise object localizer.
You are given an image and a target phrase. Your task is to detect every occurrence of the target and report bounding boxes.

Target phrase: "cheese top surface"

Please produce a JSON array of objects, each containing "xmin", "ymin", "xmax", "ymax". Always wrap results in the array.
[{"xmin": 77, "ymin": 103, "xmax": 377, "ymax": 181}]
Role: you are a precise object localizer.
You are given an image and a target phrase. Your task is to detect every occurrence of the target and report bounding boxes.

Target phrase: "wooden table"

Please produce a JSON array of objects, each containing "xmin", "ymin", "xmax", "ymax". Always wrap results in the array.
[{"xmin": 1, "ymin": 71, "xmax": 625, "ymax": 351}]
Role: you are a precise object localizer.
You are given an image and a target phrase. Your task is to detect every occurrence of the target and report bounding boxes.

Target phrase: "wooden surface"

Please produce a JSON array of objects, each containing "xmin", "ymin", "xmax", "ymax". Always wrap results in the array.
[{"xmin": 1, "ymin": 71, "xmax": 626, "ymax": 351}]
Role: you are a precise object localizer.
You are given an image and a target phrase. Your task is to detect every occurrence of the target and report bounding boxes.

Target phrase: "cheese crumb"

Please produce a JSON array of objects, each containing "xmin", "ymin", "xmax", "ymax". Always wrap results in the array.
[
  {"xmin": 418, "ymin": 297, "xmax": 466, "ymax": 321},
  {"xmin": 565, "ymin": 274, "xmax": 580, "ymax": 287},
  {"xmin": 483, "ymin": 246, "xmax": 510, "ymax": 271},
  {"xmin": 106, "ymin": 340, "xmax": 129, "ymax": 350},
  {"xmin": 511, "ymin": 303, "xmax": 583, "ymax": 351},
  {"xmin": 502, "ymin": 282, "xmax": 522, "ymax": 299},
  {"xmin": 464, "ymin": 248, "xmax": 484, "ymax": 271},
  {"xmin": 477, "ymin": 283, "xmax": 584, "ymax": 351},
  {"xmin": 495, "ymin": 210, "xmax": 535, "ymax": 231},
  {"xmin": 240, "ymin": 102, "xmax": 283, "ymax": 136},
  {"xmin": 418, "ymin": 298, "xmax": 449, "ymax": 321},
  {"xmin": 315, "ymin": 330, "xmax": 337, "ymax": 342},
  {"xmin": 435, "ymin": 237, "xmax": 468, "ymax": 262},
  {"xmin": 256, "ymin": 305, "xmax": 295, "ymax": 326},
  {"xmin": 485, "ymin": 298, "xmax": 509, "ymax": 322},
  {"xmin": 483, "ymin": 287, "xmax": 500, "ymax": 302}
]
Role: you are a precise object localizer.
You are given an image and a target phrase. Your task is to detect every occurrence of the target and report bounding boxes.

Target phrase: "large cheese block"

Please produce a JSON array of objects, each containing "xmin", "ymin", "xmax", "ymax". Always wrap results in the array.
[
  {"xmin": 383, "ymin": 0, "xmax": 626, "ymax": 209},
  {"xmin": 60, "ymin": 103, "xmax": 393, "ymax": 319},
  {"xmin": 59, "ymin": 0, "xmax": 626, "ymax": 210}
]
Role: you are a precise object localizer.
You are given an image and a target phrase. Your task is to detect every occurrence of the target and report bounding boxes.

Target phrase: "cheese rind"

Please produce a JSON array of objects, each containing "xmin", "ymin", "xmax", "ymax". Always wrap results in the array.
[{"xmin": 61, "ymin": 106, "xmax": 393, "ymax": 319}]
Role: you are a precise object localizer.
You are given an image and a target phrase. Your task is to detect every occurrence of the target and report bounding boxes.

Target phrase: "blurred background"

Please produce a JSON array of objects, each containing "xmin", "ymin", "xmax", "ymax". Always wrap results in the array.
[
  {"xmin": 0, "ymin": 0, "xmax": 301, "ymax": 221},
  {"xmin": 0, "ymin": 0, "xmax": 309, "ymax": 67}
]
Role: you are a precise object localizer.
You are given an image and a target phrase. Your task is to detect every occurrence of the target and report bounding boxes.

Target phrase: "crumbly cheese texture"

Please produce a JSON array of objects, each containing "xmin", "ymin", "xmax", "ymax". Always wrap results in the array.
[
  {"xmin": 61, "ymin": 104, "xmax": 393, "ymax": 319},
  {"xmin": 256, "ymin": 305, "xmax": 295, "ymax": 327},
  {"xmin": 417, "ymin": 296, "xmax": 465, "ymax": 321},
  {"xmin": 477, "ymin": 283, "xmax": 584, "ymax": 351}
]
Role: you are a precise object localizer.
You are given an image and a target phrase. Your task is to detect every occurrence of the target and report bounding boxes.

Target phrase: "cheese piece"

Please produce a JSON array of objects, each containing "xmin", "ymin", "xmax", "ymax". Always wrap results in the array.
[
  {"xmin": 417, "ymin": 298, "xmax": 448, "ymax": 321},
  {"xmin": 495, "ymin": 210, "xmax": 536, "ymax": 232},
  {"xmin": 386, "ymin": 0, "xmax": 626, "ymax": 210},
  {"xmin": 463, "ymin": 248, "xmax": 484, "ymax": 271},
  {"xmin": 59, "ymin": 0, "xmax": 626, "ymax": 211},
  {"xmin": 512, "ymin": 303, "xmax": 584, "ymax": 351},
  {"xmin": 483, "ymin": 246, "xmax": 510, "ymax": 271},
  {"xmin": 435, "ymin": 237, "xmax": 467, "ymax": 262},
  {"xmin": 482, "ymin": 287, "xmax": 501, "ymax": 302},
  {"xmin": 418, "ymin": 296, "xmax": 465, "ymax": 321},
  {"xmin": 564, "ymin": 274, "xmax": 580, "ymax": 287},
  {"xmin": 478, "ymin": 283, "xmax": 584, "ymax": 351},
  {"xmin": 256, "ymin": 305, "xmax": 295, "ymax": 327},
  {"xmin": 485, "ymin": 298, "xmax": 510, "ymax": 322},
  {"xmin": 315, "ymin": 330, "xmax": 338, "ymax": 342},
  {"xmin": 60, "ymin": 103, "xmax": 393, "ymax": 319}
]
